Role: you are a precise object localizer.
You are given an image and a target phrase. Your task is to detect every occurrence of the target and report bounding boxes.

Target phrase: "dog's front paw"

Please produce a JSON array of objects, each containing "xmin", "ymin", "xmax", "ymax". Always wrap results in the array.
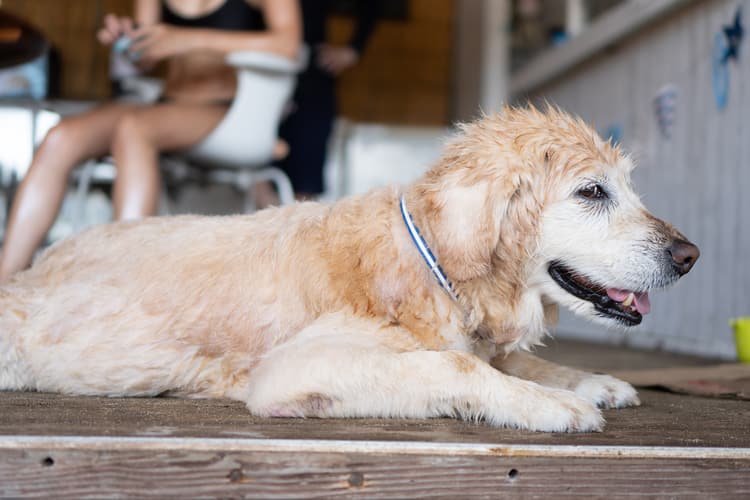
[
  {"xmin": 574, "ymin": 374, "xmax": 640, "ymax": 409},
  {"xmin": 509, "ymin": 387, "xmax": 604, "ymax": 433}
]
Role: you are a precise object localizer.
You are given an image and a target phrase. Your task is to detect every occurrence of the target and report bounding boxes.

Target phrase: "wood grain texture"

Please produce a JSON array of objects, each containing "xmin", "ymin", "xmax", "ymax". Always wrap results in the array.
[
  {"xmin": 1, "ymin": 0, "xmax": 131, "ymax": 100},
  {"xmin": 330, "ymin": 0, "xmax": 454, "ymax": 125},
  {"xmin": 2, "ymin": 388, "xmax": 750, "ymax": 448},
  {"xmin": 511, "ymin": 0, "xmax": 697, "ymax": 95},
  {"xmin": 0, "ymin": 341, "xmax": 747, "ymax": 498},
  {"xmin": 1, "ymin": 447, "xmax": 748, "ymax": 499},
  {"xmin": 1, "ymin": 340, "xmax": 742, "ymax": 448},
  {"xmin": 2, "ymin": 0, "xmax": 453, "ymax": 123}
]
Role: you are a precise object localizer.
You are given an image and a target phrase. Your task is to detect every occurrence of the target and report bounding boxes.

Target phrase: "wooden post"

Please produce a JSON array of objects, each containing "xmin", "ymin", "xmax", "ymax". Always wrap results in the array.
[
  {"xmin": 566, "ymin": 0, "xmax": 588, "ymax": 37},
  {"xmin": 479, "ymin": 0, "xmax": 511, "ymax": 113}
]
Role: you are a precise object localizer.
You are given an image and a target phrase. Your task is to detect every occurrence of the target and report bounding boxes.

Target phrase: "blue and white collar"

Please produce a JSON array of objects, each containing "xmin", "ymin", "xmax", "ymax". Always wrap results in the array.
[{"xmin": 400, "ymin": 195, "xmax": 459, "ymax": 302}]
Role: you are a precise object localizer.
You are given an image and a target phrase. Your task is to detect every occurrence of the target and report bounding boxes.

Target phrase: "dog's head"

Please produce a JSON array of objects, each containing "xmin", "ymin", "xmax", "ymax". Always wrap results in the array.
[{"xmin": 410, "ymin": 106, "xmax": 698, "ymax": 336}]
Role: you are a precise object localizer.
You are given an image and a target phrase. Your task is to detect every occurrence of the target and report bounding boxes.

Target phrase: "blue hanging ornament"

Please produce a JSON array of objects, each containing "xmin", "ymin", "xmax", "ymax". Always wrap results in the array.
[
  {"xmin": 713, "ymin": 32, "xmax": 729, "ymax": 110},
  {"xmin": 722, "ymin": 7, "xmax": 744, "ymax": 63},
  {"xmin": 653, "ymin": 85, "xmax": 678, "ymax": 138},
  {"xmin": 604, "ymin": 124, "xmax": 623, "ymax": 146}
]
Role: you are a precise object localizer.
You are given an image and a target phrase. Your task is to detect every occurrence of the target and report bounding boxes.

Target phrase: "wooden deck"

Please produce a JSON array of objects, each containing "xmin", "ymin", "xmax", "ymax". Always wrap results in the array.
[{"xmin": 1, "ymin": 340, "xmax": 749, "ymax": 498}]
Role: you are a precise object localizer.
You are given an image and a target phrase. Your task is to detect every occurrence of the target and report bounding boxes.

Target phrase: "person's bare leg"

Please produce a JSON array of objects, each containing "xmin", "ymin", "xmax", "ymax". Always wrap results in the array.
[
  {"xmin": 111, "ymin": 102, "xmax": 228, "ymax": 220},
  {"xmin": 0, "ymin": 103, "xmax": 138, "ymax": 281}
]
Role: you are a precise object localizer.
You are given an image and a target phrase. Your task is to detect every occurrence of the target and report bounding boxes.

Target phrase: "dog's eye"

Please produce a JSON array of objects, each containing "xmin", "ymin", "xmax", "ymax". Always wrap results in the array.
[{"xmin": 577, "ymin": 184, "xmax": 608, "ymax": 200}]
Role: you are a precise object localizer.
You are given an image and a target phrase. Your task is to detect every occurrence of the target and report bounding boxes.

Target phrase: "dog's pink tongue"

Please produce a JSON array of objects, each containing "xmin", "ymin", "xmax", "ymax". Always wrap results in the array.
[
  {"xmin": 606, "ymin": 288, "xmax": 651, "ymax": 315},
  {"xmin": 634, "ymin": 292, "xmax": 650, "ymax": 315}
]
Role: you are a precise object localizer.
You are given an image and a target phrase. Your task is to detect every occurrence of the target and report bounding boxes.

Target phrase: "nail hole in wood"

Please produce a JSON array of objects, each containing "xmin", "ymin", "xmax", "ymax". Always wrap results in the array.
[
  {"xmin": 348, "ymin": 472, "xmax": 365, "ymax": 487},
  {"xmin": 41, "ymin": 457, "xmax": 54, "ymax": 467},
  {"xmin": 507, "ymin": 468, "xmax": 519, "ymax": 480},
  {"xmin": 227, "ymin": 468, "xmax": 243, "ymax": 482}
]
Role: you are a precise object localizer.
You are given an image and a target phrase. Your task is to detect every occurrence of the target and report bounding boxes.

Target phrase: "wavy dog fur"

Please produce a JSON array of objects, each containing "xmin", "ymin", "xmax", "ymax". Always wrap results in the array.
[{"xmin": 0, "ymin": 106, "xmax": 697, "ymax": 432}]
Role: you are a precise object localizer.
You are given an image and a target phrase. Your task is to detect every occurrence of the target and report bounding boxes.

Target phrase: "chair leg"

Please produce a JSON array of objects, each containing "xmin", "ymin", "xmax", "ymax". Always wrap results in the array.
[
  {"xmin": 159, "ymin": 184, "xmax": 172, "ymax": 216},
  {"xmin": 243, "ymin": 185, "xmax": 258, "ymax": 213},
  {"xmin": 230, "ymin": 169, "xmax": 257, "ymax": 214},
  {"xmin": 239, "ymin": 167, "xmax": 294, "ymax": 213},
  {"xmin": 270, "ymin": 168, "xmax": 295, "ymax": 205},
  {"xmin": 249, "ymin": 167, "xmax": 294, "ymax": 205},
  {"xmin": 171, "ymin": 163, "xmax": 295, "ymax": 215},
  {"xmin": 73, "ymin": 160, "xmax": 97, "ymax": 232}
]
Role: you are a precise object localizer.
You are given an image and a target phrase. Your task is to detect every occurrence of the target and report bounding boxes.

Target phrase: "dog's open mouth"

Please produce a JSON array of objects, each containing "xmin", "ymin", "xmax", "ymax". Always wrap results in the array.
[{"xmin": 548, "ymin": 262, "xmax": 650, "ymax": 326}]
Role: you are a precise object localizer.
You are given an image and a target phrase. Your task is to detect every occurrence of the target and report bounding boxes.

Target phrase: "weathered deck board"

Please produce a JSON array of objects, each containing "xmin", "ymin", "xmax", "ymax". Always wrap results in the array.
[
  {"xmin": 2, "ymin": 447, "xmax": 748, "ymax": 499},
  {"xmin": 1, "ymin": 340, "xmax": 748, "ymax": 498},
  {"xmin": 1, "ymin": 389, "xmax": 749, "ymax": 448}
]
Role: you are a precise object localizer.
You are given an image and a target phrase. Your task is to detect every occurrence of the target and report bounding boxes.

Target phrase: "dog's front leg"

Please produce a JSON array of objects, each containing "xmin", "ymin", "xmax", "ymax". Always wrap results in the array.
[
  {"xmin": 245, "ymin": 316, "xmax": 603, "ymax": 432},
  {"xmin": 491, "ymin": 351, "xmax": 640, "ymax": 409}
]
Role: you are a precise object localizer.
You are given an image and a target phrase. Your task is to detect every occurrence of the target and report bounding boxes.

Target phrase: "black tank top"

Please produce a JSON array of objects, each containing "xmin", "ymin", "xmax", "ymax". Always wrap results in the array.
[{"xmin": 161, "ymin": 0, "xmax": 265, "ymax": 31}]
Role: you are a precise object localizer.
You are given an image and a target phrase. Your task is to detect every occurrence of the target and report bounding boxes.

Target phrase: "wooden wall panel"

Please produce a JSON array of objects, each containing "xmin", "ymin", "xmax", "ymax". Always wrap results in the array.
[
  {"xmin": 2, "ymin": 0, "xmax": 456, "ymax": 124},
  {"xmin": 523, "ymin": 0, "xmax": 746, "ymax": 359},
  {"xmin": 1, "ymin": 0, "xmax": 131, "ymax": 99},
  {"xmin": 329, "ymin": 0, "xmax": 455, "ymax": 125}
]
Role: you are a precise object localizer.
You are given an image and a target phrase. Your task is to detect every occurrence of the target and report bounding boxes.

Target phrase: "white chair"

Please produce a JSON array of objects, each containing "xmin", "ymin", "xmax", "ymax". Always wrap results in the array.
[{"xmin": 74, "ymin": 47, "xmax": 307, "ymax": 225}]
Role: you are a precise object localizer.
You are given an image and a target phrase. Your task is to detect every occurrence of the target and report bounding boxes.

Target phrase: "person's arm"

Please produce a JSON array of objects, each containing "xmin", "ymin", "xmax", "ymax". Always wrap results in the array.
[
  {"xmin": 348, "ymin": 0, "xmax": 378, "ymax": 56},
  {"xmin": 133, "ymin": 0, "xmax": 162, "ymax": 27},
  {"xmin": 318, "ymin": 1, "xmax": 378, "ymax": 75},
  {"xmin": 128, "ymin": 0, "xmax": 302, "ymax": 65},
  {"xmin": 97, "ymin": 0, "xmax": 160, "ymax": 46}
]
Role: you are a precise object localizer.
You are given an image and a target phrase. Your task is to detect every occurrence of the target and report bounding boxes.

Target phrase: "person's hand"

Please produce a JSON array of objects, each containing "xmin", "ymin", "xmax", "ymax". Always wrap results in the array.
[
  {"xmin": 128, "ymin": 24, "xmax": 190, "ymax": 65},
  {"xmin": 97, "ymin": 13, "xmax": 136, "ymax": 46},
  {"xmin": 317, "ymin": 44, "xmax": 359, "ymax": 75}
]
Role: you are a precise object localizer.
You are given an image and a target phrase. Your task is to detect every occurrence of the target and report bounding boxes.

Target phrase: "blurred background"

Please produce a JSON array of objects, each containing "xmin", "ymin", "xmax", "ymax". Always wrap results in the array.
[{"xmin": 0, "ymin": 0, "xmax": 747, "ymax": 360}]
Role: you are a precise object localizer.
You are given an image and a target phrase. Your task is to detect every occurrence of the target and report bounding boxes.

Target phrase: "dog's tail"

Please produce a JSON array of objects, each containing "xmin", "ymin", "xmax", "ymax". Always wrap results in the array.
[{"xmin": 0, "ymin": 288, "xmax": 33, "ymax": 391}]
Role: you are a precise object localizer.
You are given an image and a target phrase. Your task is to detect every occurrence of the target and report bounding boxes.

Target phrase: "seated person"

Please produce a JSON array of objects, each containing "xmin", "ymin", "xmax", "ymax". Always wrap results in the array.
[{"xmin": 0, "ymin": 0, "xmax": 301, "ymax": 282}]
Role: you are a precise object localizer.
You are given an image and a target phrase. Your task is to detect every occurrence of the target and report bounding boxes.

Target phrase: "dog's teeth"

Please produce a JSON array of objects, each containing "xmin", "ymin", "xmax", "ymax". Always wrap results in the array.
[{"xmin": 622, "ymin": 292, "xmax": 635, "ymax": 307}]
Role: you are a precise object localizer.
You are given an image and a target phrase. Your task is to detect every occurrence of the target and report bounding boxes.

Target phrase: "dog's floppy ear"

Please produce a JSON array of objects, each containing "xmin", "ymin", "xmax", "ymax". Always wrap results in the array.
[
  {"xmin": 425, "ymin": 180, "xmax": 501, "ymax": 282},
  {"xmin": 409, "ymin": 148, "xmax": 539, "ymax": 283}
]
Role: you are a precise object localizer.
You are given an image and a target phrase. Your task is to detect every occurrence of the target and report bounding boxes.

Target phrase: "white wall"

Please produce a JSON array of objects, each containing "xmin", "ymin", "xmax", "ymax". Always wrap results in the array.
[{"xmin": 330, "ymin": 122, "xmax": 449, "ymax": 197}]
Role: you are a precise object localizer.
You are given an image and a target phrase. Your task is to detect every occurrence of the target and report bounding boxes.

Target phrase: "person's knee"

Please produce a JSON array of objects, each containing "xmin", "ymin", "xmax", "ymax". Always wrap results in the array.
[
  {"xmin": 40, "ymin": 122, "xmax": 68, "ymax": 150},
  {"xmin": 30, "ymin": 121, "xmax": 83, "ymax": 176},
  {"xmin": 40, "ymin": 118, "xmax": 87, "ymax": 152},
  {"xmin": 112, "ymin": 111, "xmax": 151, "ymax": 151}
]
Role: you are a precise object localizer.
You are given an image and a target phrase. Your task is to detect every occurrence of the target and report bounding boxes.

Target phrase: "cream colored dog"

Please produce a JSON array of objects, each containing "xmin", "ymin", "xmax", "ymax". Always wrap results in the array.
[{"xmin": 0, "ymin": 107, "xmax": 699, "ymax": 432}]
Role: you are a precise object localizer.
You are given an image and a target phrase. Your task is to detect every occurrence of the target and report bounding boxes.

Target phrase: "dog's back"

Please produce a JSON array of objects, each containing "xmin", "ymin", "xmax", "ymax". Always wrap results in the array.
[
  {"xmin": 0, "ymin": 201, "xmax": 336, "ymax": 396},
  {"xmin": 0, "ymin": 185, "xmax": 407, "ymax": 397}
]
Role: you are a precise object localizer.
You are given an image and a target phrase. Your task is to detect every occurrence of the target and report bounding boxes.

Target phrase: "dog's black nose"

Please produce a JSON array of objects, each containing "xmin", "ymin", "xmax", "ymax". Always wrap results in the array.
[{"xmin": 668, "ymin": 239, "xmax": 699, "ymax": 275}]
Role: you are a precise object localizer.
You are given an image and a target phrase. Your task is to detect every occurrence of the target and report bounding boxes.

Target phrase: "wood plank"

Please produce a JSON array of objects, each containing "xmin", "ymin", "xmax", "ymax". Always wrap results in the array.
[
  {"xmin": 511, "ymin": 0, "xmax": 698, "ymax": 95},
  {"xmin": 332, "ymin": 0, "xmax": 454, "ymax": 125},
  {"xmin": 0, "ymin": 446, "xmax": 748, "ymax": 499},
  {"xmin": 2, "ymin": 389, "xmax": 749, "ymax": 448},
  {"xmin": 0, "ymin": 341, "xmax": 746, "ymax": 497},
  {"xmin": 3, "ymin": 435, "xmax": 750, "ymax": 460},
  {"xmin": 1, "ymin": 0, "xmax": 131, "ymax": 99},
  {"xmin": 1, "ymin": 340, "xmax": 735, "ymax": 447},
  {"xmin": 524, "ymin": 0, "xmax": 745, "ymax": 359}
]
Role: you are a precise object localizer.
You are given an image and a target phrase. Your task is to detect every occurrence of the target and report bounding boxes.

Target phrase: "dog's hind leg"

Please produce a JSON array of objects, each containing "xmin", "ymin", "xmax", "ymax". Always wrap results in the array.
[
  {"xmin": 0, "ymin": 290, "xmax": 34, "ymax": 391},
  {"xmin": 246, "ymin": 314, "xmax": 603, "ymax": 432},
  {"xmin": 0, "ymin": 336, "xmax": 33, "ymax": 391},
  {"xmin": 491, "ymin": 351, "xmax": 640, "ymax": 409}
]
